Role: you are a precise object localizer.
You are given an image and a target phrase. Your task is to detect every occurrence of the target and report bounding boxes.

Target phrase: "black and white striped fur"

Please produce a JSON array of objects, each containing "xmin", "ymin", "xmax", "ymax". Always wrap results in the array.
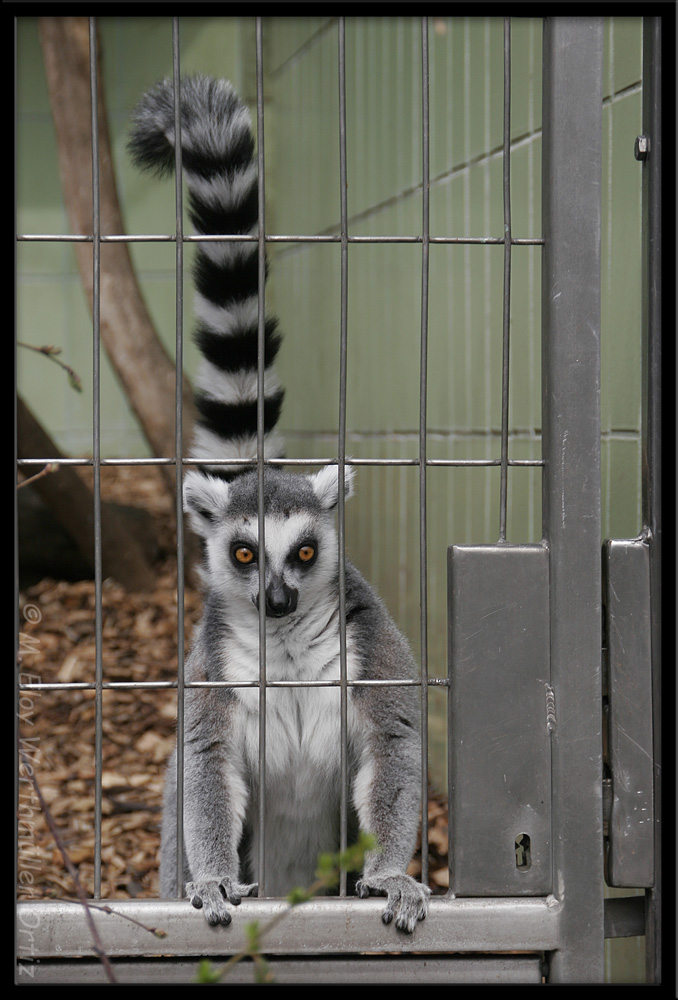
[
  {"xmin": 129, "ymin": 74, "xmax": 284, "ymax": 479},
  {"xmin": 129, "ymin": 76, "xmax": 430, "ymax": 933}
]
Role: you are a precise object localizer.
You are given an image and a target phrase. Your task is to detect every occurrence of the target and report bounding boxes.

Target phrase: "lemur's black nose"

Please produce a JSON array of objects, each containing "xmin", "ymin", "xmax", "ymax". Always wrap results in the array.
[{"xmin": 261, "ymin": 580, "xmax": 298, "ymax": 617}]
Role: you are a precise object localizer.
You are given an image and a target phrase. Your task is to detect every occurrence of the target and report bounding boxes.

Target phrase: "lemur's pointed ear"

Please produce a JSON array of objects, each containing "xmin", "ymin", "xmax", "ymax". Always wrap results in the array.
[
  {"xmin": 308, "ymin": 464, "xmax": 355, "ymax": 511},
  {"xmin": 183, "ymin": 471, "xmax": 231, "ymax": 536}
]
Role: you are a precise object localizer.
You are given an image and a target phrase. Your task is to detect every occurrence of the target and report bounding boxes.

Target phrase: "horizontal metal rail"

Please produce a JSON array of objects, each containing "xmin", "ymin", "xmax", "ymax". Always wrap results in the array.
[
  {"xmin": 18, "ymin": 678, "xmax": 449, "ymax": 693},
  {"xmin": 17, "ymin": 232, "xmax": 545, "ymax": 245},
  {"xmin": 17, "ymin": 456, "xmax": 544, "ymax": 468},
  {"xmin": 16, "ymin": 954, "xmax": 546, "ymax": 985},
  {"xmin": 16, "ymin": 896, "xmax": 562, "ymax": 959}
]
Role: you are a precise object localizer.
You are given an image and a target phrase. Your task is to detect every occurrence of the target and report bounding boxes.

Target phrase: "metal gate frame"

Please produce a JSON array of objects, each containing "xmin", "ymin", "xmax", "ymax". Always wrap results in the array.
[
  {"xmin": 638, "ymin": 17, "xmax": 663, "ymax": 984},
  {"xmin": 15, "ymin": 15, "xmax": 662, "ymax": 984}
]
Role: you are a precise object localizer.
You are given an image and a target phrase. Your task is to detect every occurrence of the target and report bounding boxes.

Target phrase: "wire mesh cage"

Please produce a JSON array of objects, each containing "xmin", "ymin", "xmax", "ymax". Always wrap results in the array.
[{"xmin": 16, "ymin": 14, "xmax": 660, "ymax": 985}]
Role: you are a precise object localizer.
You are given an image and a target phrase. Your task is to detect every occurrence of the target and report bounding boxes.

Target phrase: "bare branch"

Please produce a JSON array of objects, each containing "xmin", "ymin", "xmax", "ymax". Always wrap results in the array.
[{"xmin": 37, "ymin": 17, "xmax": 195, "ymax": 486}]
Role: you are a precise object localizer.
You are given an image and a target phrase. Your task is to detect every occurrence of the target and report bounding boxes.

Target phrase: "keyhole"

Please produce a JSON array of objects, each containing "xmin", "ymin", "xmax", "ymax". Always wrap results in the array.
[{"xmin": 515, "ymin": 833, "xmax": 531, "ymax": 872}]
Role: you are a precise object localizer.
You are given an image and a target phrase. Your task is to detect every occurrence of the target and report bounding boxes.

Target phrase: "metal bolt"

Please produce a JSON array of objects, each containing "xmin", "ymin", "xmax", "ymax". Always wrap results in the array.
[{"xmin": 634, "ymin": 135, "xmax": 650, "ymax": 161}]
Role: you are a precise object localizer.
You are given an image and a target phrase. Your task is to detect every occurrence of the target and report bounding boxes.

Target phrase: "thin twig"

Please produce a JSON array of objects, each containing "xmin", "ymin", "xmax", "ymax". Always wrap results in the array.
[
  {"xmin": 17, "ymin": 342, "xmax": 82, "ymax": 392},
  {"xmin": 54, "ymin": 898, "xmax": 167, "ymax": 939},
  {"xmin": 17, "ymin": 463, "xmax": 60, "ymax": 489}
]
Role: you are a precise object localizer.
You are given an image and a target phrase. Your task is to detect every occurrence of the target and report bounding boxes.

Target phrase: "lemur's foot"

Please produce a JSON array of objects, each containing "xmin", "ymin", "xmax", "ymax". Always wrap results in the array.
[
  {"xmin": 186, "ymin": 877, "xmax": 258, "ymax": 926},
  {"xmin": 355, "ymin": 873, "xmax": 431, "ymax": 933}
]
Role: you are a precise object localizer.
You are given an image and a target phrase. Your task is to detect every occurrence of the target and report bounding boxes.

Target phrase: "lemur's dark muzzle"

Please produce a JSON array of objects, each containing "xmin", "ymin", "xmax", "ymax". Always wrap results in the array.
[{"xmin": 258, "ymin": 579, "xmax": 299, "ymax": 618}]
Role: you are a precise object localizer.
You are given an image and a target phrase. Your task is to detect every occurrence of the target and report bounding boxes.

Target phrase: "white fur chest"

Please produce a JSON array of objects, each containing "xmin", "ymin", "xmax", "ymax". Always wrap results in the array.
[
  {"xmin": 224, "ymin": 612, "xmax": 359, "ymax": 772},
  {"xmin": 220, "ymin": 600, "xmax": 356, "ymax": 691},
  {"xmin": 221, "ymin": 610, "xmax": 362, "ymax": 893}
]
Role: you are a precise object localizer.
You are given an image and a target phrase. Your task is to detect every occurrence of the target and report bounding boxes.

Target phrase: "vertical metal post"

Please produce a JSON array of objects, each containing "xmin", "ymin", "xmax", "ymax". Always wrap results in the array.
[
  {"xmin": 418, "ymin": 15, "xmax": 430, "ymax": 890},
  {"xmin": 498, "ymin": 16, "xmax": 512, "ymax": 543},
  {"xmin": 88, "ymin": 17, "xmax": 103, "ymax": 901},
  {"xmin": 541, "ymin": 17, "xmax": 605, "ymax": 982},
  {"xmin": 255, "ymin": 17, "xmax": 268, "ymax": 897},
  {"xmin": 171, "ymin": 17, "xmax": 186, "ymax": 900},
  {"xmin": 639, "ymin": 15, "xmax": 662, "ymax": 986},
  {"xmin": 337, "ymin": 16, "xmax": 349, "ymax": 897}
]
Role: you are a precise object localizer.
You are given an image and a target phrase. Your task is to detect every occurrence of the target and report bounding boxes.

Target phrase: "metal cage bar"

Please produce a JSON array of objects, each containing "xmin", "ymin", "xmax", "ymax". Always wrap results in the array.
[
  {"xmin": 18, "ymin": 232, "xmax": 545, "ymax": 247},
  {"xmin": 417, "ymin": 14, "xmax": 431, "ymax": 890},
  {"xmin": 254, "ymin": 14, "xmax": 270, "ymax": 899},
  {"xmin": 498, "ymin": 16, "xmax": 512, "ymax": 542},
  {"xmin": 170, "ymin": 16, "xmax": 187, "ymax": 903},
  {"xmin": 336, "ymin": 15, "xmax": 351, "ymax": 896},
  {"xmin": 17, "ymin": 455, "xmax": 544, "ymax": 469},
  {"xmin": 87, "ymin": 17, "xmax": 104, "ymax": 902}
]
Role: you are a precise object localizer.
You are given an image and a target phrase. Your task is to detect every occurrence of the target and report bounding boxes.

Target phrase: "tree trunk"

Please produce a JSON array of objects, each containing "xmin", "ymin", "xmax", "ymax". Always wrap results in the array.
[
  {"xmin": 17, "ymin": 397, "xmax": 157, "ymax": 593},
  {"xmin": 37, "ymin": 16, "xmax": 195, "ymax": 479}
]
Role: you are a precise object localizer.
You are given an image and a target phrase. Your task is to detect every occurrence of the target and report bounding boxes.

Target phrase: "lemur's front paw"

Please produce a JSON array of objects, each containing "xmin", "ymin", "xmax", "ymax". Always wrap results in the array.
[
  {"xmin": 186, "ymin": 878, "xmax": 258, "ymax": 926},
  {"xmin": 355, "ymin": 873, "xmax": 431, "ymax": 934}
]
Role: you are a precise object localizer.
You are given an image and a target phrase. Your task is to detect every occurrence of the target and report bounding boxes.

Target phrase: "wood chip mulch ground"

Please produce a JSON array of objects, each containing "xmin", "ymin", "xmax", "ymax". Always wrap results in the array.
[{"xmin": 17, "ymin": 465, "xmax": 449, "ymax": 904}]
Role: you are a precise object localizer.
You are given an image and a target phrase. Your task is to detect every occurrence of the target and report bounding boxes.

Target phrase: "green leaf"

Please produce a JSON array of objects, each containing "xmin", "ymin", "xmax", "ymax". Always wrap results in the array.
[
  {"xmin": 244, "ymin": 919, "xmax": 262, "ymax": 951},
  {"xmin": 194, "ymin": 959, "xmax": 223, "ymax": 984}
]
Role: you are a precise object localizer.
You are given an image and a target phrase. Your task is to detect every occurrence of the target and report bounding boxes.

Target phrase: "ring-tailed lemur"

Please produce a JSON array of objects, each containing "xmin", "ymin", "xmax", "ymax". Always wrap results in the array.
[{"xmin": 129, "ymin": 76, "xmax": 430, "ymax": 933}]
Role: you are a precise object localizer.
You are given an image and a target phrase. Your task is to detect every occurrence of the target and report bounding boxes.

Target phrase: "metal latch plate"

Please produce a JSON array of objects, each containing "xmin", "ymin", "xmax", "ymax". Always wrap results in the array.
[{"xmin": 448, "ymin": 544, "xmax": 552, "ymax": 896}]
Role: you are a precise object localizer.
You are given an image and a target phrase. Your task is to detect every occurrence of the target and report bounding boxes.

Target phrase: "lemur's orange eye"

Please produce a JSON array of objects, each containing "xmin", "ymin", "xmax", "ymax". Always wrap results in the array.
[
  {"xmin": 234, "ymin": 546, "xmax": 255, "ymax": 565},
  {"xmin": 298, "ymin": 544, "xmax": 315, "ymax": 563}
]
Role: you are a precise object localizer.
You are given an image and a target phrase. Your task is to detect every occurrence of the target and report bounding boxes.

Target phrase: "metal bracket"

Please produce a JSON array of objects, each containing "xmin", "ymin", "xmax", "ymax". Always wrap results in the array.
[
  {"xmin": 602, "ymin": 538, "xmax": 655, "ymax": 888},
  {"xmin": 634, "ymin": 134, "xmax": 650, "ymax": 160}
]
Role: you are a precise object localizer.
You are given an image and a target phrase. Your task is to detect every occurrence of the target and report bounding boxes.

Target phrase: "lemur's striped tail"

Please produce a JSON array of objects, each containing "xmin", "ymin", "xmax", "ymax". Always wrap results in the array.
[{"xmin": 128, "ymin": 75, "xmax": 284, "ymax": 478}]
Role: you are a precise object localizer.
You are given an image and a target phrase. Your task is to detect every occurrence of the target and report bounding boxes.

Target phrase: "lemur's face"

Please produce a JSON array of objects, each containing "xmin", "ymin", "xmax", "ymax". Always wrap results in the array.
[
  {"xmin": 221, "ymin": 510, "xmax": 334, "ymax": 618},
  {"xmin": 183, "ymin": 465, "xmax": 353, "ymax": 617}
]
